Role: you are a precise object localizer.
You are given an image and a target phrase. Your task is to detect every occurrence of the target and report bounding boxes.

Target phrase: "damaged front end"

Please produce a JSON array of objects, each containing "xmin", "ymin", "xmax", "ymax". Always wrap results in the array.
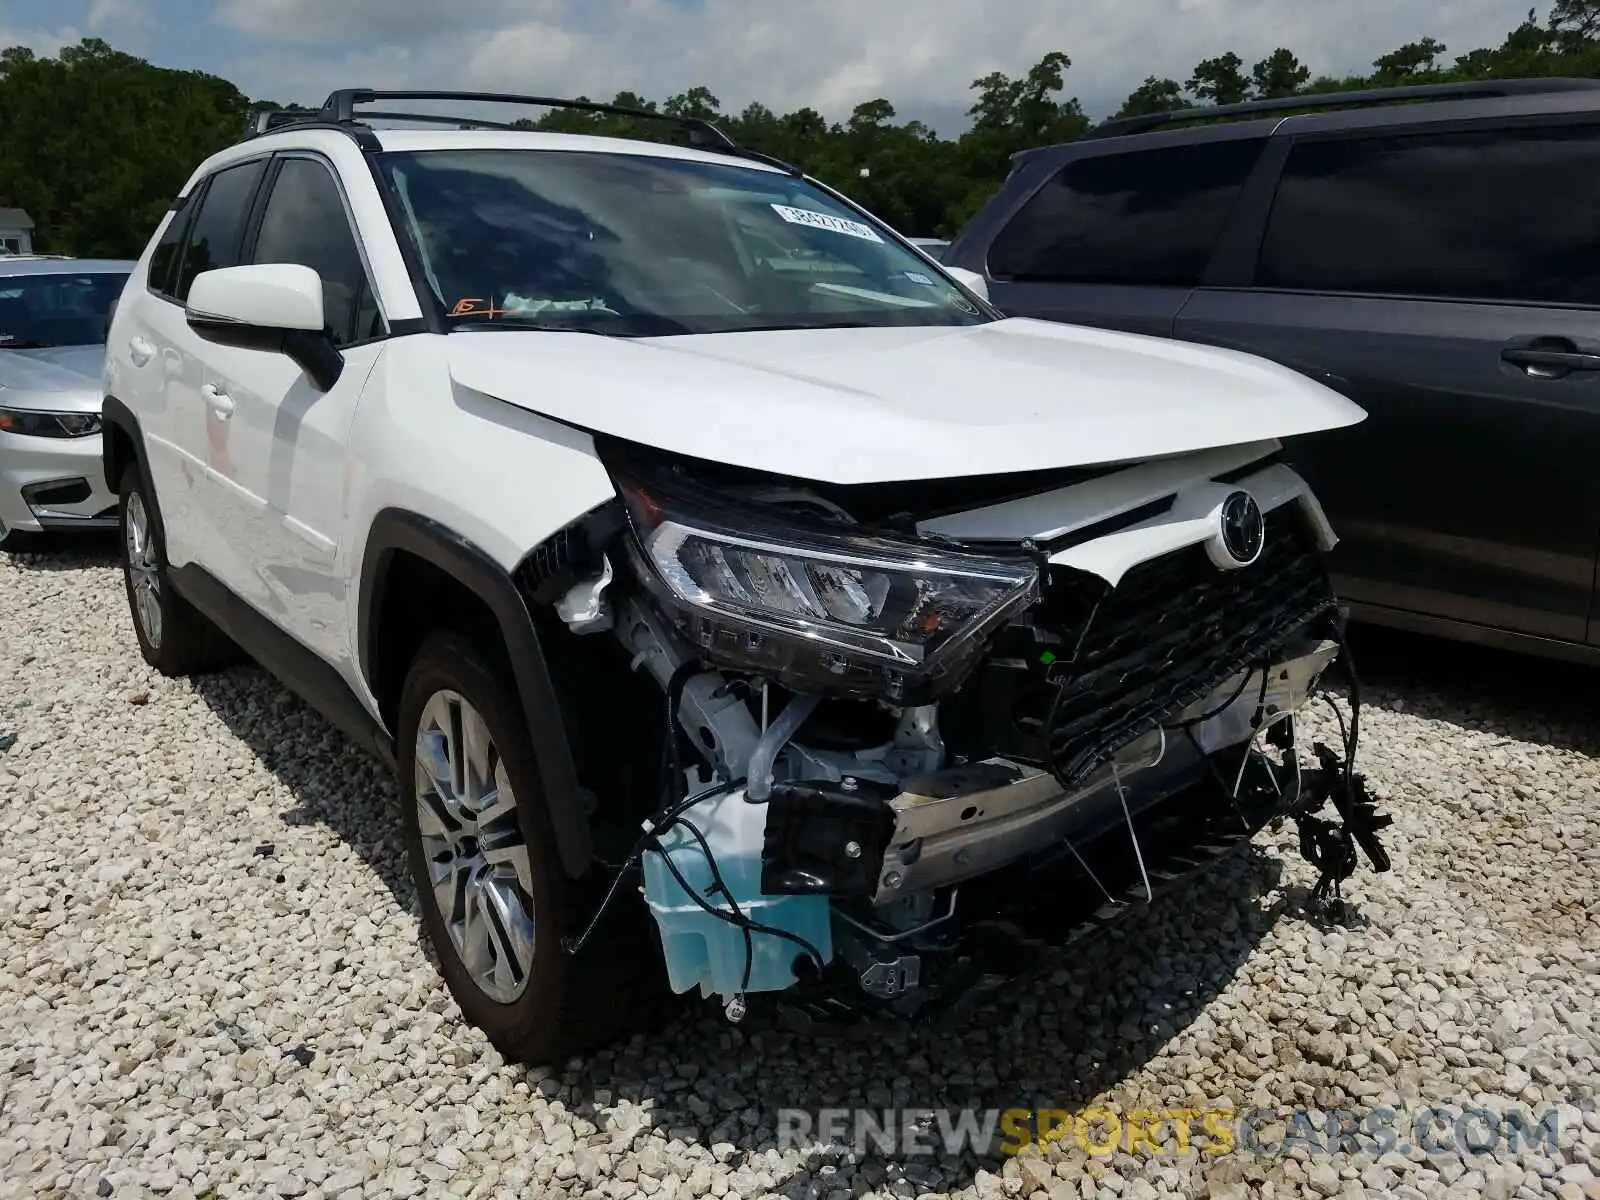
[{"xmin": 551, "ymin": 442, "xmax": 1392, "ymax": 1024}]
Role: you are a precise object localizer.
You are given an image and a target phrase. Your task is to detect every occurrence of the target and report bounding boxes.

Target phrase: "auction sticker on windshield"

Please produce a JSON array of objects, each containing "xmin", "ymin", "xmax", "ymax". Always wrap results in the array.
[{"xmin": 770, "ymin": 204, "xmax": 884, "ymax": 243}]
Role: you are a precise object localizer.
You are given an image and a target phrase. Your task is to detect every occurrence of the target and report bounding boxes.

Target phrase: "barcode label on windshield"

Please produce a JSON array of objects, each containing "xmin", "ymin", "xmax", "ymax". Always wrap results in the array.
[{"xmin": 770, "ymin": 204, "xmax": 883, "ymax": 243}]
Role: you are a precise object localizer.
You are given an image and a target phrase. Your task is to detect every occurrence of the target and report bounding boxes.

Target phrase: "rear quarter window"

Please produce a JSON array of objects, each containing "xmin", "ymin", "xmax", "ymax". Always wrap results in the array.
[
  {"xmin": 987, "ymin": 138, "xmax": 1265, "ymax": 287},
  {"xmin": 147, "ymin": 190, "xmax": 202, "ymax": 300},
  {"xmin": 1255, "ymin": 123, "xmax": 1600, "ymax": 305}
]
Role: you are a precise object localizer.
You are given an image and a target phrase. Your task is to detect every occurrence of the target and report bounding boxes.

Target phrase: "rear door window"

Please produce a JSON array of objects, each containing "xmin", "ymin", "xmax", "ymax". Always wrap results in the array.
[
  {"xmin": 1256, "ymin": 123, "xmax": 1600, "ymax": 305},
  {"xmin": 987, "ymin": 139, "xmax": 1265, "ymax": 287}
]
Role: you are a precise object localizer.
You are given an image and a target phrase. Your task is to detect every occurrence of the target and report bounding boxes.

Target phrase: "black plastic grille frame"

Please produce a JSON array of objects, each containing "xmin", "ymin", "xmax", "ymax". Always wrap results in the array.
[
  {"xmin": 21, "ymin": 478, "xmax": 92, "ymax": 508},
  {"xmin": 1042, "ymin": 503, "xmax": 1338, "ymax": 787}
]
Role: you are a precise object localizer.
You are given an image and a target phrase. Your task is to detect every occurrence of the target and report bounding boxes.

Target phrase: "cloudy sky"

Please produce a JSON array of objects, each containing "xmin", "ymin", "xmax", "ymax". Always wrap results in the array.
[{"xmin": 1, "ymin": 0, "xmax": 1548, "ymax": 131}]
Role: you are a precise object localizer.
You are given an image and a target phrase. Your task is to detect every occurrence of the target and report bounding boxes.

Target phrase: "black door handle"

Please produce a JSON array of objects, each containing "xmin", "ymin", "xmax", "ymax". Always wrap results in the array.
[{"xmin": 1502, "ymin": 348, "xmax": 1600, "ymax": 371}]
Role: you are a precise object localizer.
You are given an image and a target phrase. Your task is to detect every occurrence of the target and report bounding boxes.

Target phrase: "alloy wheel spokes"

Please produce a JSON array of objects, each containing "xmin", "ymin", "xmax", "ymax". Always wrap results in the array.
[
  {"xmin": 124, "ymin": 492, "xmax": 162, "ymax": 647},
  {"xmin": 414, "ymin": 690, "xmax": 536, "ymax": 1003}
]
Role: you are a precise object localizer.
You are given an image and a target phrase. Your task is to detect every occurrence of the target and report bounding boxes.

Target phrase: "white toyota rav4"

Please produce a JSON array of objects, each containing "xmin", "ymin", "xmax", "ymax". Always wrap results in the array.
[{"xmin": 102, "ymin": 90, "xmax": 1393, "ymax": 1064}]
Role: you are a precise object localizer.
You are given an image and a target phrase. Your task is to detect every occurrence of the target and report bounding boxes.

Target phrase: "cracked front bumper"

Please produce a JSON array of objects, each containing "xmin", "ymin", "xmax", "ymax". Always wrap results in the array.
[{"xmin": 868, "ymin": 637, "xmax": 1338, "ymax": 903}]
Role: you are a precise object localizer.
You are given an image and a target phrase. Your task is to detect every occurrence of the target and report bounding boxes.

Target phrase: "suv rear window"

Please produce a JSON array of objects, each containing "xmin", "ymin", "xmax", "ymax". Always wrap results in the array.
[
  {"xmin": 986, "ymin": 139, "xmax": 1265, "ymax": 287},
  {"xmin": 1257, "ymin": 124, "xmax": 1600, "ymax": 305}
]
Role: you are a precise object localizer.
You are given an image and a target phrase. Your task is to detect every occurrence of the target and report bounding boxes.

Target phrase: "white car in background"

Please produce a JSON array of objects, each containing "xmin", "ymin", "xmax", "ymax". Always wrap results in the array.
[{"xmin": 0, "ymin": 256, "xmax": 135, "ymax": 548}]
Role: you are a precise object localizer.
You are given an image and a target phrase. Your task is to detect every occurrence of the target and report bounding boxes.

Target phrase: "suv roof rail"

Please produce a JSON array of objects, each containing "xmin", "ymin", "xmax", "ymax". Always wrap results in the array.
[
  {"xmin": 322, "ymin": 89, "xmax": 740, "ymax": 148},
  {"xmin": 247, "ymin": 108, "xmax": 315, "ymax": 136},
  {"xmin": 242, "ymin": 89, "xmax": 803, "ymax": 174},
  {"xmin": 1084, "ymin": 76, "xmax": 1600, "ymax": 140}
]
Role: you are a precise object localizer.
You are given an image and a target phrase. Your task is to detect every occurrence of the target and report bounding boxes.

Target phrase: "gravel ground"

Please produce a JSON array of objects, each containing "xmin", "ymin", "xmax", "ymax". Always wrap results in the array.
[{"xmin": 1, "ymin": 539, "xmax": 1598, "ymax": 1200}]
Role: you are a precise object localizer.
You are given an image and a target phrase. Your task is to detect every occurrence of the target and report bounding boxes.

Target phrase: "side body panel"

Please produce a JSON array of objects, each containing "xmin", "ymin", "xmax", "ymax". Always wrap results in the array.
[
  {"xmin": 340, "ymin": 336, "xmax": 619, "ymax": 718},
  {"xmin": 104, "ymin": 208, "xmax": 212, "ymax": 568},
  {"xmin": 1176, "ymin": 289, "xmax": 1600, "ymax": 643},
  {"xmin": 199, "ymin": 336, "xmax": 388, "ymax": 662},
  {"xmin": 1174, "ymin": 112, "xmax": 1600, "ymax": 645}
]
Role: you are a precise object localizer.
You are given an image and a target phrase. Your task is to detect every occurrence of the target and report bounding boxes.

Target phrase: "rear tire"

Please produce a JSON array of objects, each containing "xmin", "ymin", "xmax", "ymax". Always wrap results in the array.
[
  {"xmin": 398, "ymin": 631, "xmax": 668, "ymax": 1064},
  {"xmin": 118, "ymin": 471, "xmax": 238, "ymax": 676}
]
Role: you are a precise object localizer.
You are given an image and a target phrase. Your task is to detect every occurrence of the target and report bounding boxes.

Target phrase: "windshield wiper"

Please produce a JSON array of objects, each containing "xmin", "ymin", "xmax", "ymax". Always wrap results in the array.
[
  {"xmin": 730, "ymin": 319, "xmax": 878, "ymax": 333},
  {"xmin": 0, "ymin": 339, "xmax": 55, "ymax": 349},
  {"xmin": 454, "ymin": 318, "xmax": 620, "ymax": 337},
  {"xmin": 452, "ymin": 312, "xmax": 695, "ymax": 337}
]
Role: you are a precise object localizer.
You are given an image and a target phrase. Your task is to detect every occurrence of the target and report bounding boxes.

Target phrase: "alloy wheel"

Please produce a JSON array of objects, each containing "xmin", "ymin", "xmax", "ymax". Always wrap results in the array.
[
  {"xmin": 414, "ymin": 689, "xmax": 537, "ymax": 1003},
  {"xmin": 125, "ymin": 490, "xmax": 162, "ymax": 648}
]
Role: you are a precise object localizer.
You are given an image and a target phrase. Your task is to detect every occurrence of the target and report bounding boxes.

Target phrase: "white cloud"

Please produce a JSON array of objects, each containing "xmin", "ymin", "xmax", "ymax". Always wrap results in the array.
[
  {"xmin": 0, "ymin": 21, "xmax": 83, "ymax": 61},
  {"xmin": 85, "ymin": 0, "xmax": 146, "ymax": 34},
  {"xmin": 217, "ymin": 0, "xmax": 1543, "ymax": 128}
]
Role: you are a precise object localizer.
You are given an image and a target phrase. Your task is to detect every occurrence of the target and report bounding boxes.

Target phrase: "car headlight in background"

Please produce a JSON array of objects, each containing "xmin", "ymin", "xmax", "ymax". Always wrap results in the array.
[
  {"xmin": 616, "ymin": 469, "xmax": 1039, "ymax": 704},
  {"xmin": 0, "ymin": 408, "xmax": 101, "ymax": 438}
]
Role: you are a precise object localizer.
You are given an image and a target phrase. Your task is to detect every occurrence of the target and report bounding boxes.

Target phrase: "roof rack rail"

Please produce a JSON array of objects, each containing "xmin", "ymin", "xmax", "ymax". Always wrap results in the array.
[
  {"xmin": 1085, "ymin": 76, "xmax": 1600, "ymax": 140},
  {"xmin": 246, "ymin": 108, "xmax": 314, "ymax": 137},
  {"xmin": 324, "ymin": 88, "xmax": 738, "ymax": 147},
  {"xmin": 242, "ymin": 89, "xmax": 803, "ymax": 174}
]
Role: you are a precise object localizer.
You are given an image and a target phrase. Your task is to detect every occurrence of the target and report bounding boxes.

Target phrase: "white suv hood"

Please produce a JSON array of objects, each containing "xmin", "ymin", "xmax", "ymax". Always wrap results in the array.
[{"xmin": 445, "ymin": 316, "xmax": 1364, "ymax": 484}]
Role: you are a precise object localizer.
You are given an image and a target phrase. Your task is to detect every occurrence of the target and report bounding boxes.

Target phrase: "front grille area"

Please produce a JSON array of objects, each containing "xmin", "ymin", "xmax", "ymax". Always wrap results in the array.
[{"xmin": 1040, "ymin": 502, "xmax": 1338, "ymax": 787}]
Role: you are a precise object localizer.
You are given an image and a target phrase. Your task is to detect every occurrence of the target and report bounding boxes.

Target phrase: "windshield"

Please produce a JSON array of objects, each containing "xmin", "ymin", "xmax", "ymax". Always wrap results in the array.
[
  {"xmin": 377, "ymin": 149, "xmax": 990, "ymax": 336},
  {"xmin": 0, "ymin": 270, "xmax": 129, "ymax": 348}
]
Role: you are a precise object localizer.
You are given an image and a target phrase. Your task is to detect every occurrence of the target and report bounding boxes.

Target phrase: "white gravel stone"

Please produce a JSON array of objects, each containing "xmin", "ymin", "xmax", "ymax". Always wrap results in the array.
[{"xmin": 2, "ymin": 547, "xmax": 1599, "ymax": 1200}]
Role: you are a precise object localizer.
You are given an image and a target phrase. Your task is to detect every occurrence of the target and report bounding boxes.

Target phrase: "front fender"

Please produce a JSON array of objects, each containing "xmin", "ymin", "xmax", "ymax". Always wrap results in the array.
[{"xmin": 358, "ymin": 509, "xmax": 601, "ymax": 877}]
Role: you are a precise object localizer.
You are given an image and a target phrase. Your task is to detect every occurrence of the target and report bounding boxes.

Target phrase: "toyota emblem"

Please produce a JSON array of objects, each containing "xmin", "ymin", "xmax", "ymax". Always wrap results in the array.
[{"xmin": 1216, "ymin": 490, "xmax": 1265, "ymax": 568}]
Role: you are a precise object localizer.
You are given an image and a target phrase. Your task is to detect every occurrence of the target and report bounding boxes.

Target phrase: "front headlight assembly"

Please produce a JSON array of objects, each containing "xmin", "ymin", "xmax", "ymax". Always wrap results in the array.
[
  {"xmin": 0, "ymin": 408, "xmax": 101, "ymax": 438},
  {"xmin": 616, "ymin": 469, "xmax": 1039, "ymax": 704}
]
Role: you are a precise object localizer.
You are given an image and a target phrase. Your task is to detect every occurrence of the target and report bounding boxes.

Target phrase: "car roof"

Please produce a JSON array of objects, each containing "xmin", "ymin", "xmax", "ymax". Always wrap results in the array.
[
  {"xmin": 176, "ymin": 89, "xmax": 807, "ymax": 199},
  {"xmin": 0, "ymin": 257, "xmax": 137, "ymax": 277},
  {"xmin": 1016, "ymin": 78, "xmax": 1600, "ymax": 168},
  {"xmin": 364, "ymin": 127, "xmax": 790, "ymax": 170},
  {"xmin": 185, "ymin": 124, "xmax": 793, "ymax": 195}
]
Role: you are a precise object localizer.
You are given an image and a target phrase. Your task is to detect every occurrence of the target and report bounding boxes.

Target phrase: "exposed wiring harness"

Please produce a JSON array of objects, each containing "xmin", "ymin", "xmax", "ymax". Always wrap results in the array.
[
  {"xmin": 1167, "ymin": 655, "xmax": 1266, "ymax": 734},
  {"xmin": 1289, "ymin": 635, "xmax": 1393, "ymax": 923},
  {"xmin": 1090, "ymin": 618, "xmax": 1392, "ymax": 926},
  {"xmin": 565, "ymin": 661, "xmax": 826, "ymax": 1020}
]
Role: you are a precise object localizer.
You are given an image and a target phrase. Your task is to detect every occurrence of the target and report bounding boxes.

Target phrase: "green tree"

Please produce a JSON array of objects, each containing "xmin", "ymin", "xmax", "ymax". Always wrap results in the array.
[
  {"xmin": 1188, "ymin": 52, "xmax": 1250, "ymax": 105},
  {"xmin": 662, "ymin": 86, "xmax": 721, "ymax": 121},
  {"xmin": 0, "ymin": 37, "xmax": 252, "ymax": 256},
  {"xmin": 1112, "ymin": 76, "xmax": 1192, "ymax": 119},
  {"xmin": 1549, "ymin": 0, "xmax": 1600, "ymax": 46},
  {"xmin": 949, "ymin": 50, "xmax": 1089, "ymax": 226},
  {"xmin": 1450, "ymin": 11, "xmax": 1570, "ymax": 78},
  {"xmin": 1370, "ymin": 37, "xmax": 1449, "ymax": 84},
  {"xmin": 965, "ymin": 51, "xmax": 1088, "ymax": 144},
  {"xmin": 1250, "ymin": 48, "xmax": 1310, "ymax": 98},
  {"xmin": 4, "ymin": 13, "xmax": 1597, "ymax": 258}
]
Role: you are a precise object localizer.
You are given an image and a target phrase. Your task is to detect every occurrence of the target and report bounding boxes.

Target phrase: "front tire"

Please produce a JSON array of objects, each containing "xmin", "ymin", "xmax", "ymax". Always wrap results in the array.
[
  {"xmin": 398, "ymin": 632, "xmax": 661, "ymax": 1064},
  {"xmin": 118, "ymin": 471, "xmax": 237, "ymax": 676},
  {"xmin": 0, "ymin": 526, "xmax": 42, "ymax": 553}
]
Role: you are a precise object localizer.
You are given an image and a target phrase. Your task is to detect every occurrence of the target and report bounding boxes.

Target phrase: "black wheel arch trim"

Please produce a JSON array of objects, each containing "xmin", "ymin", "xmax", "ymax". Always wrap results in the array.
[
  {"xmin": 100, "ymin": 396, "xmax": 167, "ymax": 541},
  {"xmin": 101, "ymin": 395, "xmax": 149, "ymax": 500},
  {"xmin": 358, "ymin": 508, "xmax": 595, "ymax": 877}
]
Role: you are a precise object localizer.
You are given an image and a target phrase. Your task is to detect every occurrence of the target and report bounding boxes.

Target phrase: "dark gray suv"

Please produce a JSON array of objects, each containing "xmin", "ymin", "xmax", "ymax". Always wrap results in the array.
[{"xmin": 945, "ymin": 78, "xmax": 1600, "ymax": 665}]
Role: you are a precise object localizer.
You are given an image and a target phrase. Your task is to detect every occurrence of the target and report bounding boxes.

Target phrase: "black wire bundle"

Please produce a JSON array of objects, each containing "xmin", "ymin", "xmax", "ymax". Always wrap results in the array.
[{"xmin": 567, "ymin": 666, "xmax": 826, "ymax": 993}]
